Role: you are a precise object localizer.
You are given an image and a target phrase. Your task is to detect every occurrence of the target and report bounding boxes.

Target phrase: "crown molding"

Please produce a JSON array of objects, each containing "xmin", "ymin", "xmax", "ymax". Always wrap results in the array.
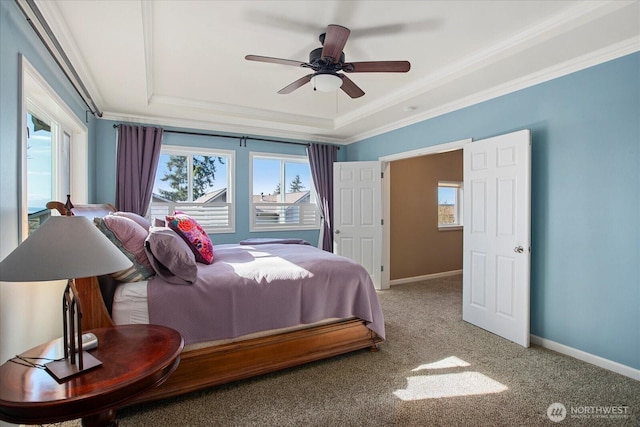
[
  {"xmin": 100, "ymin": 110, "xmax": 344, "ymax": 145},
  {"xmin": 335, "ymin": 0, "xmax": 633, "ymax": 132},
  {"xmin": 343, "ymin": 38, "xmax": 640, "ymax": 145},
  {"xmin": 104, "ymin": 33, "xmax": 639, "ymax": 147},
  {"xmin": 34, "ymin": 0, "xmax": 106, "ymax": 109},
  {"xmin": 149, "ymin": 94, "xmax": 336, "ymax": 129},
  {"xmin": 141, "ymin": 0, "xmax": 154, "ymax": 105}
]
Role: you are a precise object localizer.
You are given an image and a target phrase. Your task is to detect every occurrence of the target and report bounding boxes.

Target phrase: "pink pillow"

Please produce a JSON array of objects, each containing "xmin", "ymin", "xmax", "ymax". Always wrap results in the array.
[
  {"xmin": 94, "ymin": 216, "xmax": 154, "ymax": 281},
  {"xmin": 166, "ymin": 214, "xmax": 214, "ymax": 264},
  {"xmin": 112, "ymin": 211, "xmax": 152, "ymax": 230}
]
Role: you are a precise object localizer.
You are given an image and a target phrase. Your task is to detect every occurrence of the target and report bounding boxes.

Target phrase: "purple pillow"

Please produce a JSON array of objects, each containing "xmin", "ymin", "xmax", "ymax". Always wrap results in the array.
[
  {"xmin": 112, "ymin": 211, "xmax": 152, "ymax": 230},
  {"xmin": 145, "ymin": 227, "xmax": 198, "ymax": 285},
  {"xmin": 166, "ymin": 214, "xmax": 214, "ymax": 264},
  {"xmin": 94, "ymin": 216, "xmax": 154, "ymax": 282}
]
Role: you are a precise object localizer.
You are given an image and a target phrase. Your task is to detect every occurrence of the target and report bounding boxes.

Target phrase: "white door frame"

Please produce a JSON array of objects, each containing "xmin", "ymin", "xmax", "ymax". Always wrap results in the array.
[{"xmin": 379, "ymin": 138, "xmax": 472, "ymax": 289}]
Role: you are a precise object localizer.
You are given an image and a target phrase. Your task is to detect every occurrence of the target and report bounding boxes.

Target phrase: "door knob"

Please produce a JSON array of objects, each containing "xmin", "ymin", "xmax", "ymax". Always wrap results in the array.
[
  {"xmin": 513, "ymin": 246, "xmax": 524, "ymax": 253},
  {"xmin": 335, "ymin": 229, "xmax": 340, "ymax": 234}
]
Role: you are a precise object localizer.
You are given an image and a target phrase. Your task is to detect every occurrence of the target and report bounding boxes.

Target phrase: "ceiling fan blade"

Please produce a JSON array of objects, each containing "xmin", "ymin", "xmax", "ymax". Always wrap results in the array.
[
  {"xmin": 321, "ymin": 25, "xmax": 350, "ymax": 63},
  {"xmin": 278, "ymin": 74, "xmax": 313, "ymax": 94},
  {"xmin": 343, "ymin": 61, "xmax": 411, "ymax": 73},
  {"xmin": 245, "ymin": 55, "xmax": 308, "ymax": 68},
  {"xmin": 339, "ymin": 75, "xmax": 365, "ymax": 99}
]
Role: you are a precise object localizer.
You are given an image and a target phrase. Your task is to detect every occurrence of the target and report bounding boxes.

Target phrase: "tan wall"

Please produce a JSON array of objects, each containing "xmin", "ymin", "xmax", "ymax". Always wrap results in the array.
[{"xmin": 390, "ymin": 150, "xmax": 463, "ymax": 280}]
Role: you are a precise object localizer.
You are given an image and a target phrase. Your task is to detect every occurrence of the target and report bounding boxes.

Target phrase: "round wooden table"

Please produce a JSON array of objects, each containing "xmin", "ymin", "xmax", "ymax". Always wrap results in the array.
[{"xmin": 0, "ymin": 324, "xmax": 183, "ymax": 426}]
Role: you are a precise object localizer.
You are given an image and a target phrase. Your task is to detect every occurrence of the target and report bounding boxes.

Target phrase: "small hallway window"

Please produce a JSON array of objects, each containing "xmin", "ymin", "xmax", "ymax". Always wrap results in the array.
[{"xmin": 438, "ymin": 181, "xmax": 463, "ymax": 229}]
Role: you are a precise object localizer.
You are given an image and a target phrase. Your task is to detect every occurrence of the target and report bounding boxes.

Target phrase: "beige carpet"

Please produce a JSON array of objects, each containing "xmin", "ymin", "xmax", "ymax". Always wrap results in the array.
[{"xmin": 47, "ymin": 275, "xmax": 639, "ymax": 426}]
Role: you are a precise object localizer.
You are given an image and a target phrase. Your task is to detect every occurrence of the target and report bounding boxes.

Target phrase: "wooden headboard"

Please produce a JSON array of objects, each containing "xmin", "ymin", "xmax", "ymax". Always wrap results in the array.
[
  {"xmin": 75, "ymin": 276, "xmax": 115, "ymax": 329},
  {"xmin": 46, "ymin": 200, "xmax": 116, "ymax": 218},
  {"xmin": 46, "ymin": 199, "xmax": 118, "ymax": 329}
]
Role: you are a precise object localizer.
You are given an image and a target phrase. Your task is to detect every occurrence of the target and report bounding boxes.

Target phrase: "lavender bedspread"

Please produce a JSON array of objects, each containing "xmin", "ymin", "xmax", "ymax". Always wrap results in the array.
[{"xmin": 147, "ymin": 243, "xmax": 385, "ymax": 345}]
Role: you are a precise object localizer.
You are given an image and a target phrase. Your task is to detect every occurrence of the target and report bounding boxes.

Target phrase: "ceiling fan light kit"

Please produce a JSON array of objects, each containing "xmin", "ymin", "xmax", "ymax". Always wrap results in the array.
[
  {"xmin": 246, "ymin": 24, "xmax": 410, "ymax": 99},
  {"xmin": 311, "ymin": 73, "xmax": 343, "ymax": 92}
]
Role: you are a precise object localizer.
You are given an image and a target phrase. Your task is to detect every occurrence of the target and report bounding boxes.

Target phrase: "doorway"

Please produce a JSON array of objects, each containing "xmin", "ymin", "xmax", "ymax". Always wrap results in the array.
[
  {"xmin": 388, "ymin": 150, "xmax": 464, "ymax": 283},
  {"xmin": 380, "ymin": 138, "xmax": 471, "ymax": 289},
  {"xmin": 379, "ymin": 131, "xmax": 531, "ymax": 347}
]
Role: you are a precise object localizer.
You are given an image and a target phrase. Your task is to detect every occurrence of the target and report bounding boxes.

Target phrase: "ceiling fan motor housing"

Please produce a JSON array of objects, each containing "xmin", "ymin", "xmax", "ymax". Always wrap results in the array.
[{"xmin": 309, "ymin": 47, "xmax": 345, "ymax": 71}]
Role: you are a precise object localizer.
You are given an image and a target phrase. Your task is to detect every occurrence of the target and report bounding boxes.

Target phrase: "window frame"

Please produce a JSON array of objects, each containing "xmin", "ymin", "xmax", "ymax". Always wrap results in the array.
[
  {"xmin": 20, "ymin": 55, "xmax": 88, "ymax": 240},
  {"xmin": 149, "ymin": 145, "xmax": 235, "ymax": 234},
  {"xmin": 438, "ymin": 180, "xmax": 463, "ymax": 230},
  {"xmin": 249, "ymin": 152, "xmax": 320, "ymax": 232}
]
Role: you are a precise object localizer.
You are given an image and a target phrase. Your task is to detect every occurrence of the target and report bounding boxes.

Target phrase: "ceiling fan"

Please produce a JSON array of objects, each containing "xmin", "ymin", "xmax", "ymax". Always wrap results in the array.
[{"xmin": 245, "ymin": 24, "xmax": 410, "ymax": 99}]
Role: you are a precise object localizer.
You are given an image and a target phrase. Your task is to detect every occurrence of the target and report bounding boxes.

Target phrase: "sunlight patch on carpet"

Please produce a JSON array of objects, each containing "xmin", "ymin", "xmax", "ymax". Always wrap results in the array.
[
  {"xmin": 412, "ymin": 356, "xmax": 471, "ymax": 371},
  {"xmin": 393, "ymin": 372, "xmax": 508, "ymax": 401}
]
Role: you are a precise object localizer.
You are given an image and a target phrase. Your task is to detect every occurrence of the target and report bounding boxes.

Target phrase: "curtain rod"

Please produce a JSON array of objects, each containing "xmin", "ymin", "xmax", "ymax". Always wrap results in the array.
[
  {"xmin": 17, "ymin": 0, "xmax": 103, "ymax": 117},
  {"xmin": 112, "ymin": 124, "xmax": 339, "ymax": 149}
]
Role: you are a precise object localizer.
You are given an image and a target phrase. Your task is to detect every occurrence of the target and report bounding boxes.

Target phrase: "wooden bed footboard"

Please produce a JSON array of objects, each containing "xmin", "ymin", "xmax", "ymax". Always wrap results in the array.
[
  {"xmin": 127, "ymin": 318, "xmax": 381, "ymax": 405},
  {"xmin": 75, "ymin": 276, "xmax": 382, "ymax": 406}
]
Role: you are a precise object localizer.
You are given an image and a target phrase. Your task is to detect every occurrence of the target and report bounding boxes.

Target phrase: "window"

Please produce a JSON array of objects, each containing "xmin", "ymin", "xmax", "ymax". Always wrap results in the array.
[
  {"xmin": 150, "ymin": 146, "xmax": 234, "ymax": 233},
  {"xmin": 250, "ymin": 152, "xmax": 320, "ymax": 231},
  {"xmin": 438, "ymin": 181, "xmax": 463, "ymax": 229},
  {"xmin": 26, "ymin": 111, "xmax": 54, "ymax": 212},
  {"xmin": 21, "ymin": 56, "xmax": 88, "ymax": 238}
]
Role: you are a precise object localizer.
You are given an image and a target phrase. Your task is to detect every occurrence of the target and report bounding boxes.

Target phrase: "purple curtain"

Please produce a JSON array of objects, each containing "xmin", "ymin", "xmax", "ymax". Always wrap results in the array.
[
  {"xmin": 307, "ymin": 143, "xmax": 338, "ymax": 252},
  {"xmin": 115, "ymin": 124, "xmax": 163, "ymax": 215}
]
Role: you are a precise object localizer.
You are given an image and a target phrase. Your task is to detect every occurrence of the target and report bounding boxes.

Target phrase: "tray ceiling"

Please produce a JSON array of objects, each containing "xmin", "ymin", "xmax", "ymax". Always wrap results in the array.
[{"xmin": 36, "ymin": 0, "xmax": 640, "ymax": 144}]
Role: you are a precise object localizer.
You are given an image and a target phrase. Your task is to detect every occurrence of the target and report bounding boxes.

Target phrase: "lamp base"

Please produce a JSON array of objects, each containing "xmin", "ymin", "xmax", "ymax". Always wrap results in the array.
[{"xmin": 45, "ymin": 352, "xmax": 102, "ymax": 382}]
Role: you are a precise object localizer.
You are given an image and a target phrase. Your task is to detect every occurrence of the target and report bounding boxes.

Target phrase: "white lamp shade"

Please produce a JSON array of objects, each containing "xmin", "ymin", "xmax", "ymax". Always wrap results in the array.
[
  {"xmin": 0, "ymin": 216, "xmax": 133, "ymax": 282},
  {"xmin": 311, "ymin": 73, "xmax": 343, "ymax": 92}
]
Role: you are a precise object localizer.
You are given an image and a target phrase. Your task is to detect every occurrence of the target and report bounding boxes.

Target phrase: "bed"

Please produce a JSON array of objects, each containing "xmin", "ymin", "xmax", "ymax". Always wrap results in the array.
[{"xmin": 61, "ymin": 205, "xmax": 385, "ymax": 407}]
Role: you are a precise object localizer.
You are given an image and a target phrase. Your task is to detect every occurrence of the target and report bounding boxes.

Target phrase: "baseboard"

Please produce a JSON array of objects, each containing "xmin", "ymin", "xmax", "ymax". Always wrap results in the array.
[
  {"xmin": 387, "ymin": 274, "xmax": 639, "ymax": 381},
  {"xmin": 390, "ymin": 270, "xmax": 462, "ymax": 286},
  {"xmin": 530, "ymin": 335, "xmax": 640, "ymax": 381}
]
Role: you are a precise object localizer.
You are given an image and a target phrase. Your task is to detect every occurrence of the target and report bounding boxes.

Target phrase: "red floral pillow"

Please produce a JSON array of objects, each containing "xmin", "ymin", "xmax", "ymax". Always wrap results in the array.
[{"xmin": 166, "ymin": 214, "xmax": 214, "ymax": 264}]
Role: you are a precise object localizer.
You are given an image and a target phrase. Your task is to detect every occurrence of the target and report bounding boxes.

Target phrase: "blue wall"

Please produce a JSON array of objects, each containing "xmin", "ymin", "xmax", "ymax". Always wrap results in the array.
[{"xmin": 345, "ymin": 52, "xmax": 640, "ymax": 370}]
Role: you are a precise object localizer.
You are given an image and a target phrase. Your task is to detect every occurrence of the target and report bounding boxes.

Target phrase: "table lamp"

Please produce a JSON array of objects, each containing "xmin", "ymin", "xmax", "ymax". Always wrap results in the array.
[{"xmin": 0, "ymin": 215, "xmax": 132, "ymax": 381}]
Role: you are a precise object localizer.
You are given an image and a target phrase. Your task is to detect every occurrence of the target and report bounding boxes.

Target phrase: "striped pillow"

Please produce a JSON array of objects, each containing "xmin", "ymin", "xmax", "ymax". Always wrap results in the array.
[{"xmin": 94, "ymin": 215, "xmax": 155, "ymax": 282}]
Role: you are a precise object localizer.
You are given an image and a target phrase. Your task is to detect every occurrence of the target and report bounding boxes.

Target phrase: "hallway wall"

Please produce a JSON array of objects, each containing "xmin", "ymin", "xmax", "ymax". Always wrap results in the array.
[{"xmin": 390, "ymin": 150, "xmax": 463, "ymax": 280}]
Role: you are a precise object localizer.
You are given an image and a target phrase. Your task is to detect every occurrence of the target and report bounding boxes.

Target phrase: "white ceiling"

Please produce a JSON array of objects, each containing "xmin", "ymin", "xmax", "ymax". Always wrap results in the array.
[{"xmin": 36, "ymin": 0, "xmax": 639, "ymax": 144}]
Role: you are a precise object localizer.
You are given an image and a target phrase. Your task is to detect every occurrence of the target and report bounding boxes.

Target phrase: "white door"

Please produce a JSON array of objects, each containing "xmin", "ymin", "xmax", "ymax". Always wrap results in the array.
[
  {"xmin": 334, "ymin": 161, "xmax": 383, "ymax": 289},
  {"xmin": 463, "ymin": 129, "xmax": 531, "ymax": 347}
]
